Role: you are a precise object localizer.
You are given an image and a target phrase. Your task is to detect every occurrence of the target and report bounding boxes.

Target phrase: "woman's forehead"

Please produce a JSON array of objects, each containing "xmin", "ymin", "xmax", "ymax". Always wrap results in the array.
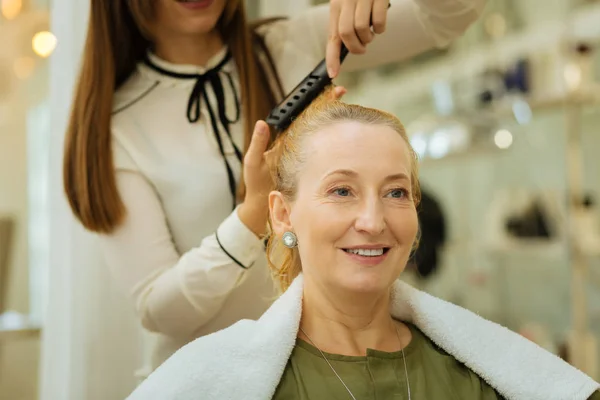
[{"xmin": 301, "ymin": 121, "xmax": 413, "ymax": 176}]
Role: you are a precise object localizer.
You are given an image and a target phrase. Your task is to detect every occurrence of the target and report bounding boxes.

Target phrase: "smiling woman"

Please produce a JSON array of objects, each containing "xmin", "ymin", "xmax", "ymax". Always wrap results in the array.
[
  {"xmin": 266, "ymin": 87, "xmax": 421, "ymax": 294},
  {"xmin": 126, "ymin": 88, "xmax": 600, "ymax": 400}
]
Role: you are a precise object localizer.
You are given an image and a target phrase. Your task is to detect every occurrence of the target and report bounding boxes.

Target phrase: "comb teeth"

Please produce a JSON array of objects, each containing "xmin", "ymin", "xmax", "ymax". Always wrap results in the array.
[
  {"xmin": 266, "ymin": 43, "xmax": 348, "ymax": 132},
  {"xmin": 268, "ymin": 77, "xmax": 320, "ymax": 120},
  {"xmin": 266, "ymin": 60, "xmax": 331, "ymax": 132}
]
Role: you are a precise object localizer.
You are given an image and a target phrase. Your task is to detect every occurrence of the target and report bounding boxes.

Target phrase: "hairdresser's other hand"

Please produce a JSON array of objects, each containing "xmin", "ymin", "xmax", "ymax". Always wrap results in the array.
[
  {"xmin": 238, "ymin": 120, "xmax": 273, "ymax": 236},
  {"xmin": 327, "ymin": 0, "xmax": 389, "ymax": 78}
]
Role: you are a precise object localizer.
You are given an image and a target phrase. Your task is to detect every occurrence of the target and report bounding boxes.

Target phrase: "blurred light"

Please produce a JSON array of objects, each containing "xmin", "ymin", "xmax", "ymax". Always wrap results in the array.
[
  {"xmin": 431, "ymin": 80, "xmax": 454, "ymax": 116},
  {"xmin": 0, "ymin": 311, "xmax": 28, "ymax": 329},
  {"xmin": 32, "ymin": 31, "xmax": 57, "ymax": 58},
  {"xmin": 409, "ymin": 133, "xmax": 428, "ymax": 159},
  {"xmin": 1, "ymin": 0, "xmax": 21, "ymax": 20},
  {"xmin": 564, "ymin": 62, "xmax": 582, "ymax": 90},
  {"xmin": 428, "ymin": 129, "xmax": 451, "ymax": 159},
  {"xmin": 13, "ymin": 57, "xmax": 35, "ymax": 80},
  {"xmin": 485, "ymin": 13, "xmax": 506, "ymax": 39},
  {"xmin": 445, "ymin": 122, "xmax": 470, "ymax": 152},
  {"xmin": 494, "ymin": 129, "xmax": 513, "ymax": 149},
  {"xmin": 512, "ymin": 99, "xmax": 532, "ymax": 125}
]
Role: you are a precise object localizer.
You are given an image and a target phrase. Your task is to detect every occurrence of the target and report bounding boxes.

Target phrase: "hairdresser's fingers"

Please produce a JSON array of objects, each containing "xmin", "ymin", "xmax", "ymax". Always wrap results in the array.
[
  {"xmin": 371, "ymin": 0, "xmax": 389, "ymax": 34},
  {"xmin": 355, "ymin": 0, "xmax": 375, "ymax": 45},
  {"xmin": 326, "ymin": 0, "xmax": 343, "ymax": 78},
  {"xmin": 244, "ymin": 121, "xmax": 270, "ymax": 169},
  {"xmin": 339, "ymin": 0, "xmax": 366, "ymax": 56},
  {"xmin": 332, "ymin": 86, "xmax": 348, "ymax": 100}
]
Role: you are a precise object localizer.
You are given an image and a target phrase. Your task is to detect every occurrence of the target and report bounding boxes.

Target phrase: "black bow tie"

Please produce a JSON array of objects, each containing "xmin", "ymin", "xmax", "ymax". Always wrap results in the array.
[{"xmin": 144, "ymin": 51, "xmax": 242, "ymax": 210}]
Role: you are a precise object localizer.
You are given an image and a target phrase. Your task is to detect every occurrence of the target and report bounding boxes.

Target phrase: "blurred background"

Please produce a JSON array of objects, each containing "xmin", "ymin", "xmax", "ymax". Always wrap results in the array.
[{"xmin": 0, "ymin": 0, "xmax": 599, "ymax": 399}]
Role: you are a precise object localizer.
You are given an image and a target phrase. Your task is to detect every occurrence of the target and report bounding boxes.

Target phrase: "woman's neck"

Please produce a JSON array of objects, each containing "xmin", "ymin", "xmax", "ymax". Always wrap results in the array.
[
  {"xmin": 299, "ymin": 277, "xmax": 412, "ymax": 356},
  {"xmin": 152, "ymin": 29, "xmax": 225, "ymax": 67}
]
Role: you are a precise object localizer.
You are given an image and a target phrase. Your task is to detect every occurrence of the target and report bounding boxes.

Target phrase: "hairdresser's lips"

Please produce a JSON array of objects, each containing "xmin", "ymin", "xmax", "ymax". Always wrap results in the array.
[{"xmin": 176, "ymin": 0, "xmax": 214, "ymax": 10}]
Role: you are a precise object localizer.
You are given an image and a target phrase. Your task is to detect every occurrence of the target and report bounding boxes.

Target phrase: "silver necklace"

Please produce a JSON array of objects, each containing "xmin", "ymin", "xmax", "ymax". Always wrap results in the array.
[{"xmin": 299, "ymin": 325, "xmax": 411, "ymax": 400}]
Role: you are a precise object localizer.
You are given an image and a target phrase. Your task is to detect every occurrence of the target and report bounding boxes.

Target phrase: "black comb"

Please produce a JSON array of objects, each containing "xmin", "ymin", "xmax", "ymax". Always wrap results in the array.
[{"xmin": 265, "ymin": 4, "xmax": 390, "ymax": 136}]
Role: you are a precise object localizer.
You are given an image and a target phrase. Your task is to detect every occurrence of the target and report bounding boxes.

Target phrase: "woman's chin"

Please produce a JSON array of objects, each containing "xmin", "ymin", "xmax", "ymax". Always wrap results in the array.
[{"xmin": 336, "ymin": 271, "xmax": 397, "ymax": 295}]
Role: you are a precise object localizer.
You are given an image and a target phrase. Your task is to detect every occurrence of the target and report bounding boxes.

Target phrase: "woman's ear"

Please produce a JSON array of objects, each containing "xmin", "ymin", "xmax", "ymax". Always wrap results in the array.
[{"xmin": 269, "ymin": 191, "xmax": 292, "ymax": 236}]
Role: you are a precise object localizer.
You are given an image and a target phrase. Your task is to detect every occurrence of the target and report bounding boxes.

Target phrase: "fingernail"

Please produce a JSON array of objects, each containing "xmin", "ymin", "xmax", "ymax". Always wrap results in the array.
[{"xmin": 258, "ymin": 125, "xmax": 268, "ymax": 137}]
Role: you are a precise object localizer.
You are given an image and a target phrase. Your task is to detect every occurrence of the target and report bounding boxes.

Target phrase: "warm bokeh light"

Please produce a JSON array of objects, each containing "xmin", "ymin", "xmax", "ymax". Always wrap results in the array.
[
  {"xmin": 13, "ymin": 57, "xmax": 35, "ymax": 80},
  {"xmin": 494, "ymin": 129, "xmax": 513, "ymax": 149},
  {"xmin": 0, "ymin": 0, "xmax": 22, "ymax": 20},
  {"xmin": 484, "ymin": 13, "xmax": 507, "ymax": 39},
  {"xmin": 564, "ymin": 62, "xmax": 582, "ymax": 91},
  {"xmin": 32, "ymin": 31, "xmax": 57, "ymax": 58}
]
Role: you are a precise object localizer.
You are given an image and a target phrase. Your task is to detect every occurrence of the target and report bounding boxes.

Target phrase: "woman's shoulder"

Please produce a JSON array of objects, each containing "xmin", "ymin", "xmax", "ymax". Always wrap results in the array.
[
  {"xmin": 406, "ymin": 323, "xmax": 505, "ymax": 398},
  {"xmin": 128, "ymin": 319, "xmax": 259, "ymax": 399},
  {"xmin": 406, "ymin": 322, "xmax": 470, "ymax": 369}
]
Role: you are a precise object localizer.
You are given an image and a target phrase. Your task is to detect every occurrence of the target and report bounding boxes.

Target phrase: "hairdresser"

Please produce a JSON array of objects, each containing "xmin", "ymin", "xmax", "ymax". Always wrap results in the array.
[{"xmin": 63, "ymin": 0, "xmax": 486, "ymax": 370}]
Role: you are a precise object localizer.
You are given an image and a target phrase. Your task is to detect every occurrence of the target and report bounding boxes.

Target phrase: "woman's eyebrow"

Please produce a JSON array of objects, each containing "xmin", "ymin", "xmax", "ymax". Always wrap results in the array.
[{"xmin": 321, "ymin": 170, "xmax": 410, "ymax": 182}]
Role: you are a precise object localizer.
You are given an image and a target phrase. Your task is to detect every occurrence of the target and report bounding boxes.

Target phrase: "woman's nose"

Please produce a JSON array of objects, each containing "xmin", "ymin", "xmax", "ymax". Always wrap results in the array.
[{"xmin": 354, "ymin": 198, "xmax": 385, "ymax": 235}]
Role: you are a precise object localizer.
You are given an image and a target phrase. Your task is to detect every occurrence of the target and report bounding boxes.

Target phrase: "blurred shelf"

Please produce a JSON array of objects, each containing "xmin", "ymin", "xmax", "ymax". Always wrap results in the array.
[
  {"xmin": 529, "ymin": 90, "xmax": 600, "ymax": 110},
  {"xmin": 418, "ymin": 147, "xmax": 505, "ymax": 167},
  {"xmin": 484, "ymin": 239, "xmax": 566, "ymax": 256},
  {"xmin": 359, "ymin": 3, "xmax": 600, "ymax": 105},
  {"xmin": 480, "ymin": 88, "xmax": 600, "ymax": 122},
  {"xmin": 0, "ymin": 312, "xmax": 41, "ymax": 342}
]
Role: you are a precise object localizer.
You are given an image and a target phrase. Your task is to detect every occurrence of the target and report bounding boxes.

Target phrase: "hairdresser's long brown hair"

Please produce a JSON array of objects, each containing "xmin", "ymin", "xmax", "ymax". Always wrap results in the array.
[{"xmin": 63, "ymin": 0, "xmax": 281, "ymax": 233}]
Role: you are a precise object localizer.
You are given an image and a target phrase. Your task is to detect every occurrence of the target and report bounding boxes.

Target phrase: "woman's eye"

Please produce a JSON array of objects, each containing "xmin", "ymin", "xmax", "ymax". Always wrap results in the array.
[
  {"xmin": 388, "ymin": 188, "xmax": 407, "ymax": 199},
  {"xmin": 333, "ymin": 187, "xmax": 351, "ymax": 197}
]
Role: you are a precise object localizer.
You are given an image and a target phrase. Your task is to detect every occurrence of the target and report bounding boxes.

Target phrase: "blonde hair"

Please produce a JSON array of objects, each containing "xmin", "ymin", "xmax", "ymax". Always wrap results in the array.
[{"xmin": 266, "ymin": 87, "xmax": 421, "ymax": 293}]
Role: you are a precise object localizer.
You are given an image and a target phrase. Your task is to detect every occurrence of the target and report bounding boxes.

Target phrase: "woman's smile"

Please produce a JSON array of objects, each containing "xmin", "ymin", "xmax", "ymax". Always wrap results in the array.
[{"xmin": 340, "ymin": 244, "xmax": 393, "ymax": 266}]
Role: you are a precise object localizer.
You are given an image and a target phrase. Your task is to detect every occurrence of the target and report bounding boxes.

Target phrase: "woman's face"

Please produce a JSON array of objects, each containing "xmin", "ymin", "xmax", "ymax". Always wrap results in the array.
[
  {"xmin": 153, "ymin": 0, "xmax": 228, "ymax": 37},
  {"xmin": 274, "ymin": 122, "xmax": 419, "ymax": 295}
]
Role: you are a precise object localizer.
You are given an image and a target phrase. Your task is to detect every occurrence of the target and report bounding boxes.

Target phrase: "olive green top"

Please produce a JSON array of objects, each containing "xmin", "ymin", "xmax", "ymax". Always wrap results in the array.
[
  {"xmin": 274, "ymin": 323, "xmax": 600, "ymax": 399},
  {"xmin": 273, "ymin": 323, "xmax": 503, "ymax": 399}
]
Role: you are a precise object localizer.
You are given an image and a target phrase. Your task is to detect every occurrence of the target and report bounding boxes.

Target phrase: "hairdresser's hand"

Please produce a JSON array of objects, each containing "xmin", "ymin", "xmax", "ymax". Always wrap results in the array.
[
  {"xmin": 239, "ymin": 120, "xmax": 273, "ymax": 236},
  {"xmin": 327, "ymin": 0, "xmax": 389, "ymax": 78},
  {"xmin": 239, "ymin": 88, "xmax": 347, "ymax": 236}
]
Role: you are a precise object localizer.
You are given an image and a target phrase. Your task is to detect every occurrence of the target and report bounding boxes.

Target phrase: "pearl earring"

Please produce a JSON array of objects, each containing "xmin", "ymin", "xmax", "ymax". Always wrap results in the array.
[{"xmin": 282, "ymin": 231, "xmax": 298, "ymax": 248}]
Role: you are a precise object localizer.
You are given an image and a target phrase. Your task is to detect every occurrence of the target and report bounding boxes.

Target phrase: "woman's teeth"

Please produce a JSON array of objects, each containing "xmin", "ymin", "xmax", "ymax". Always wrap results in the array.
[{"xmin": 345, "ymin": 248, "xmax": 385, "ymax": 257}]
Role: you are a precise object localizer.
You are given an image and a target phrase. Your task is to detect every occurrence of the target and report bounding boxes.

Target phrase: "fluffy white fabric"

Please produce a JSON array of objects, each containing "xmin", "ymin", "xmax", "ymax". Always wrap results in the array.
[{"xmin": 128, "ymin": 275, "xmax": 599, "ymax": 400}]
